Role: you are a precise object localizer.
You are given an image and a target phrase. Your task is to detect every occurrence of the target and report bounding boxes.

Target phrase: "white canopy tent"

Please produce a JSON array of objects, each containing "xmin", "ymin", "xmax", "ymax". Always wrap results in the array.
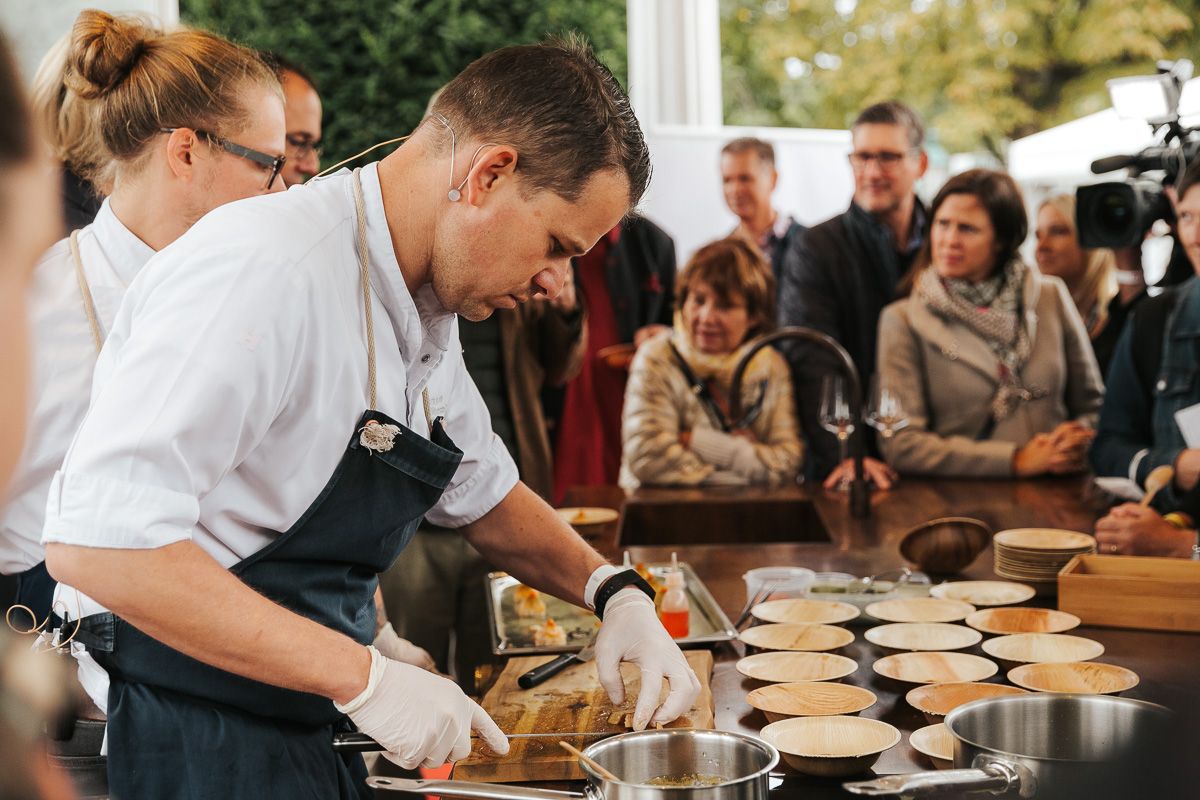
[{"xmin": 1009, "ymin": 77, "xmax": 1200, "ymax": 188}]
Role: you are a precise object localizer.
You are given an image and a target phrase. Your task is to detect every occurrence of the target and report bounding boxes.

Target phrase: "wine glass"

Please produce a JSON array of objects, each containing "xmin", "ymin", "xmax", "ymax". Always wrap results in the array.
[
  {"xmin": 819, "ymin": 375, "xmax": 855, "ymax": 491},
  {"xmin": 866, "ymin": 376, "xmax": 909, "ymax": 440}
]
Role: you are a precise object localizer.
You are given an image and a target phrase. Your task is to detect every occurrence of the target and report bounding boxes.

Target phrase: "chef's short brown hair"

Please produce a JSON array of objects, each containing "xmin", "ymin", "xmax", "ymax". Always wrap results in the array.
[
  {"xmin": 429, "ymin": 34, "xmax": 650, "ymax": 209},
  {"xmin": 64, "ymin": 9, "xmax": 279, "ymax": 169},
  {"xmin": 676, "ymin": 237, "xmax": 777, "ymax": 340}
]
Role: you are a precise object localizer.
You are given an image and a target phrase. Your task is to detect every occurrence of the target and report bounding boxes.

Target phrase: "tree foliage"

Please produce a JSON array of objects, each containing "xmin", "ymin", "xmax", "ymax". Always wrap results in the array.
[
  {"xmin": 180, "ymin": 0, "xmax": 627, "ymax": 166},
  {"xmin": 721, "ymin": 0, "xmax": 1199, "ymax": 157}
]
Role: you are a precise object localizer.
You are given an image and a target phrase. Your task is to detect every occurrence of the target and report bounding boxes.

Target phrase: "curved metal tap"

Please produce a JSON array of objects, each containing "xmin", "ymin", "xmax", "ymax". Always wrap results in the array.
[{"xmin": 729, "ymin": 326, "xmax": 870, "ymax": 518}]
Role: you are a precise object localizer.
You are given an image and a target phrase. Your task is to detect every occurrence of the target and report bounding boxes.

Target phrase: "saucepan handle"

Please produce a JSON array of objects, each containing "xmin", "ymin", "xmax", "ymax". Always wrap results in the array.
[
  {"xmin": 843, "ymin": 756, "xmax": 1035, "ymax": 798},
  {"xmin": 366, "ymin": 777, "xmax": 587, "ymax": 800}
]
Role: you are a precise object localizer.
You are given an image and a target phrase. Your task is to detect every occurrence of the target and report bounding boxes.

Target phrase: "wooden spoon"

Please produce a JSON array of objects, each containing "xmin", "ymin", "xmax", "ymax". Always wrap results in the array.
[
  {"xmin": 560, "ymin": 741, "xmax": 621, "ymax": 782},
  {"xmin": 1141, "ymin": 465, "xmax": 1175, "ymax": 507}
]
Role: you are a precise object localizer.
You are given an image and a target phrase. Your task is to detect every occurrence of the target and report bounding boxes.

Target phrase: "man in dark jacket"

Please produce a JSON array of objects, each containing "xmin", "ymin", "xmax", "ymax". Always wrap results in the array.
[
  {"xmin": 777, "ymin": 101, "xmax": 928, "ymax": 484},
  {"xmin": 721, "ymin": 137, "xmax": 806, "ymax": 281}
]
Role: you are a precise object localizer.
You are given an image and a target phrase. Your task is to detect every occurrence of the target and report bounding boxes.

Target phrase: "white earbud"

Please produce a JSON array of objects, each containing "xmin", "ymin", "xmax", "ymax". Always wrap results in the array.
[{"xmin": 448, "ymin": 187, "xmax": 462, "ymax": 202}]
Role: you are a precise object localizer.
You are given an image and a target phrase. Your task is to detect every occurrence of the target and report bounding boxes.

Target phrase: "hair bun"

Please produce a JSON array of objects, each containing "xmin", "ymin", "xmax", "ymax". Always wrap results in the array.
[{"xmin": 64, "ymin": 9, "xmax": 154, "ymax": 99}]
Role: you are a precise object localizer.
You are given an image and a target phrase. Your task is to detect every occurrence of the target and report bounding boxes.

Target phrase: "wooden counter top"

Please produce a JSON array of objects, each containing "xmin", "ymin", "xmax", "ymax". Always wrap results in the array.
[{"xmin": 561, "ymin": 478, "xmax": 1199, "ymax": 795}]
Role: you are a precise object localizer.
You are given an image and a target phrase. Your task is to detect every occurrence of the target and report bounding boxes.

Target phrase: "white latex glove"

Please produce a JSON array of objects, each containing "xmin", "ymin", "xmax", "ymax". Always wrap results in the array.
[
  {"xmin": 336, "ymin": 646, "xmax": 509, "ymax": 769},
  {"xmin": 594, "ymin": 589, "xmax": 701, "ymax": 731},
  {"xmin": 373, "ymin": 623, "xmax": 438, "ymax": 672}
]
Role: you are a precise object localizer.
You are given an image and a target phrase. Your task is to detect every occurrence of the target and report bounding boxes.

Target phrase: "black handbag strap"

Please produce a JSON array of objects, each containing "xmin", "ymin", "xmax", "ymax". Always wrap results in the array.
[{"xmin": 666, "ymin": 341, "xmax": 767, "ymax": 432}]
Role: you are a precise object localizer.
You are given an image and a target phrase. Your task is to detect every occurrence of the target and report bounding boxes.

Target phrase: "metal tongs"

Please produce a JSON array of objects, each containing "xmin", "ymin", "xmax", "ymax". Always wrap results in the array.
[
  {"xmin": 852, "ymin": 567, "xmax": 916, "ymax": 594},
  {"xmin": 733, "ymin": 579, "xmax": 783, "ymax": 630}
]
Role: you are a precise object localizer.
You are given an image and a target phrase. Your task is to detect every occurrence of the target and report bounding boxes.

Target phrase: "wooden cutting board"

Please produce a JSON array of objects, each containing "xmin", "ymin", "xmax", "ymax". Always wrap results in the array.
[{"xmin": 454, "ymin": 649, "xmax": 715, "ymax": 783}]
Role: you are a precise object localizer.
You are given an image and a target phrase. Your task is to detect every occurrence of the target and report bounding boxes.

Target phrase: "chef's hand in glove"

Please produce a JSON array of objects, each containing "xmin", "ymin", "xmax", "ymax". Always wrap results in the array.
[
  {"xmin": 337, "ymin": 646, "xmax": 509, "ymax": 769},
  {"xmin": 595, "ymin": 589, "xmax": 702, "ymax": 731},
  {"xmin": 373, "ymin": 622, "xmax": 438, "ymax": 672}
]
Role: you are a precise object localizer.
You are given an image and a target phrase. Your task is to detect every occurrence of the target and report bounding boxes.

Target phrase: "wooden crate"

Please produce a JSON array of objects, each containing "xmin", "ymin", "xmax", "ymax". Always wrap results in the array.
[{"xmin": 1058, "ymin": 555, "xmax": 1200, "ymax": 633}]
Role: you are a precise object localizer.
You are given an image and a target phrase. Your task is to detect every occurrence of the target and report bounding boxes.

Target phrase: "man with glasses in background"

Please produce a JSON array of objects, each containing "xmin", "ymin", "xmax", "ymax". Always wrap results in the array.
[
  {"xmin": 267, "ymin": 53, "xmax": 323, "ymax": 186},
  {"xmin": 777, "ymin": 100, "xmax": 928, "ymax": 487}
]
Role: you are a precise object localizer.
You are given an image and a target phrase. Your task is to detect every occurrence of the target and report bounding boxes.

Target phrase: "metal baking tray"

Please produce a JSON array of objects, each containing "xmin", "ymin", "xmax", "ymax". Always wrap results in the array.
[{"xmin": 485, "ymin": 562, "xmax": 737, "ymax": 655}]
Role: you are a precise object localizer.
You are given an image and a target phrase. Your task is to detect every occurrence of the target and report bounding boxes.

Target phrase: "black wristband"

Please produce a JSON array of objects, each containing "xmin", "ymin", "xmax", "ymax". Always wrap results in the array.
[{"xmin": 593, "ymin": 569, "xmax": 656, "ymax": 620}]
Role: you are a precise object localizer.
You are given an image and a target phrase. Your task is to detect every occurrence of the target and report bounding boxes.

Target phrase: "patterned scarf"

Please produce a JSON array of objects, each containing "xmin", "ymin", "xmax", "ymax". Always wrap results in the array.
[{"xmin": 916, "ymin": 259, "xmax": 1043, "ymax": 421}]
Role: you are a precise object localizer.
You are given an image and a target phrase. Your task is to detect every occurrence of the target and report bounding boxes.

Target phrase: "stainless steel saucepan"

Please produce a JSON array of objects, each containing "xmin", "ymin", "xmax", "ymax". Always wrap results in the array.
[
  {"xmin": 844, "ymin": 693, "xmax": 1172, "ymax": 799},
  {"xmin": 367, "ymin": 729, "xmax": 778, "ymax": 800}
]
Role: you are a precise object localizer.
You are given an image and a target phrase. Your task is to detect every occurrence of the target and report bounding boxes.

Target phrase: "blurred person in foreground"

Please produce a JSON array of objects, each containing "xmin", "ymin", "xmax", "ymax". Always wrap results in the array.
[
  {"xmin": 777, "ymin": 100, "xmax": 929, "ymax": 489},
  {"xmin": 1034, "ymin": 193, "xmax": 1146, "ymax": 377},
  {"xmin": 1092, "ymin": 160, "xmax": 1200, "ymax": 559},
  {"xmin": 621, "ymin": 237, "xmax": 802, "ymax": 488},
  {"xmin": 876, "ymin": 169, "xmax": 1103, "ymax": 478},
  {"xmin": 0, "ymin": 26, "xmax": 74, "ymax": 800},
  {"xmin": 720, "ymin": 137, "xmax": 805, "ymax": 280},
  {"xmin": 0, "ymin": 33, "xmax": 61, "ymax": 495}
]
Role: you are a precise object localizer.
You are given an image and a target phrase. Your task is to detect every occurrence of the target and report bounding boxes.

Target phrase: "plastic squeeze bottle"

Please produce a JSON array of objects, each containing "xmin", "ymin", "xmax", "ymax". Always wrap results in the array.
[{"xmin": 660, "ymin": 552, "xmax": 690, "ymax": 638}]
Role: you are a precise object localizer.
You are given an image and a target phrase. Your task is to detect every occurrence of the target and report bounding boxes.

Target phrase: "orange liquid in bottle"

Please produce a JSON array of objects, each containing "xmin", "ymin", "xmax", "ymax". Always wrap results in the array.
[{"xmin": 660, "ymin": 609, "xmax": 690, "ymax": 638}]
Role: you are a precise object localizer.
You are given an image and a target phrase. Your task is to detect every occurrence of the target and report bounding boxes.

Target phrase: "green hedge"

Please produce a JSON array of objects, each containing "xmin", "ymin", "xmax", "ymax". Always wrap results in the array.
[{"xmin": 181, "ymin": 0, "xmax": 628, "ymax": 169}]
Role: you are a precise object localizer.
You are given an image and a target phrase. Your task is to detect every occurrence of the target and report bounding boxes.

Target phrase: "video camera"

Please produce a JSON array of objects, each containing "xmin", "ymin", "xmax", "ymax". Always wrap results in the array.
[{"xmin": 1076, "ymin": 59, "xmax": 1198, "ymax": 249}]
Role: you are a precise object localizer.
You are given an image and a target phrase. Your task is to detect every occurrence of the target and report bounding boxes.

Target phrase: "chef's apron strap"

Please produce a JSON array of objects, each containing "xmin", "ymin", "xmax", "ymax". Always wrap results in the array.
[
  {"xmin": 351, "ymin": 168, "xmax": 380, "ymax": 411},
  {"xmin": 69, "ymin": 229, "xmax": 104, "ymax": 355}
]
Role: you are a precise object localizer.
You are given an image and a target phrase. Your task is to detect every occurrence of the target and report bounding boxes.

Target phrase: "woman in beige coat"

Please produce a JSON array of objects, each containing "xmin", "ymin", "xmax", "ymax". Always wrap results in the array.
[
  {"xmin": 621, "ymin": 238, "xmax": 802, "ymax": 488},
  {"xmin": 877, "ymin": 169, "xmax": 1103, "ymax": 478}
]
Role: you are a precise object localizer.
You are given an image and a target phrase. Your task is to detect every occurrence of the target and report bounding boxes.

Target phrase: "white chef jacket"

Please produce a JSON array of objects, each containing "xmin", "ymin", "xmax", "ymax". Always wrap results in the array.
[
  {"xmin": 44, "ymin": 163, "xmax": 519, "ymax": 712},
  {"xmin": 0, "ymin": 202, "xmax": 153, "ymax": 575}
]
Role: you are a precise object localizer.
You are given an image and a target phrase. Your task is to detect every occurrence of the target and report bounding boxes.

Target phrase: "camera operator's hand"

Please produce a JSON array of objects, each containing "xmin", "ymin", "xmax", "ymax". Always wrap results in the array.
[
  {"xmin": 1096, "ymin": 503, "xmax": 1195, "ymax": 557},
  {"xmin": 1173, "ymin": 448, "xmax": 1200, "ymax": 492}
]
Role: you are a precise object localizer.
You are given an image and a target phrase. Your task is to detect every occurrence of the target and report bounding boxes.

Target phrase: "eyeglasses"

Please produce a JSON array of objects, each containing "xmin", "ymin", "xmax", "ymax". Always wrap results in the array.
[
  {"xmin": 848, "ymin": 150, "xmax": 916, "ymax": 171},
  {"xmin": 160, "ymin": 127, "xmax": 286, "ymax": 190},
  {"xmin": 286, "ymin": 134, "xmax": 323, "ymax": 161}
]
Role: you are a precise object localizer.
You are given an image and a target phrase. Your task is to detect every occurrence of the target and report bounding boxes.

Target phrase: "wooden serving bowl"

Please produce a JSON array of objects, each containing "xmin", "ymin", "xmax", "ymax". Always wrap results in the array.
[
  {"xmin": 740, "ymin": 623, "xmax": 855, "ymax": 652},
  {"xmin": 965, "ymin": 607, "xmax": 1081, "ymax": 635},
  {"xmin": 760, "ymin": 716, "xmax": 901, "ymax": 777},
  {"xmin": 909, "ymin": 723, "xmax": 954, "ymax": 769},
  {"xmin": 751, "ymin": 598, "xmax": 860, "ymax": 626},
  {"xmin": 981, "ymin": 633, "xmax": 1105, "ymax": 669},
  {"xmin": 864, "ymin": 622, "xmax": 982, "ymax": 652},
  {"xmin": 905, "ymin": 681, "xmax": 1029, "ymax": 725},
  {"xmin": 865, "ymin": 597, "xmax": 976, "ymax": 624},
  {"xmin": 1008, "ymin": 662, "xmax": 1140, "ymax": 695},
  {"xmin": 735, "ymin": 652, "xmax": 858, "ymax": 684},
  {"xmin": 872, "ymin": 652, "xmax": 998, "ymax": 686},
  {"xmin": 929, "ymin": 580, "xmax": 1036, "ymax": 606},
  {"xmin": 746, "ymin": 681, "xmax": 877, "ymax": 722},
  {"xmin": 899, "ymin": 517, "xmax": 992, "ymax": 574}
]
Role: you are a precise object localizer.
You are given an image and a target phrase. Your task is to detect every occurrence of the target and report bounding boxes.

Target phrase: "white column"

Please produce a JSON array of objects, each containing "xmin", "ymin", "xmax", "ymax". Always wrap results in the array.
[
  {"xmin": 627, "ymin": 0, "xmax": 723, "ymax": 130},
  {"xmin": 2, "ymin": 0, "xmax": 179, "ymax": 84}
]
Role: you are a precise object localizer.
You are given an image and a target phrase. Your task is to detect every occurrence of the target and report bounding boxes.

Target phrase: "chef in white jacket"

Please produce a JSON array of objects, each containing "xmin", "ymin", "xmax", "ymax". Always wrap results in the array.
[{"xmin": 43, "ymin": 36, "xmax": 700, "ymax": 799}]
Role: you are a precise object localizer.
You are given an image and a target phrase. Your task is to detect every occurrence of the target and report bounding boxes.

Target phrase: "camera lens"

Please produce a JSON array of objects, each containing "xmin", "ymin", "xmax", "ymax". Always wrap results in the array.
[{"xmin": 1096, "ymin": 188, "xmax": 1133, "ymax": 232}]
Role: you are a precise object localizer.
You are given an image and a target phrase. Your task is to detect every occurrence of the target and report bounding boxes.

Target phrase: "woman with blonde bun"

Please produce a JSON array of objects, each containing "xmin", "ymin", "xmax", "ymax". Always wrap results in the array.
[
  {"xmin": 3, "ymin": 2, "xmax": 289, "ymax": 707},
  {"xmin": 30, "ymin": 32, "xmax": 111, "ymax": 229}
]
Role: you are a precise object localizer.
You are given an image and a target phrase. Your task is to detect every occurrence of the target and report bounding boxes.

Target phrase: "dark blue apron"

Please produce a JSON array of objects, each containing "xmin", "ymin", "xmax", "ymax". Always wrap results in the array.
[{"xmin": 67, "ymin": 170, "xmax": 464, "ymax": 799}]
